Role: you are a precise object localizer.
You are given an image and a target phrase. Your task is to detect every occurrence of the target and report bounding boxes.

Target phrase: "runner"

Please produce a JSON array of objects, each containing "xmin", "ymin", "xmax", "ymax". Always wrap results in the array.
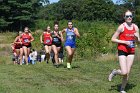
[
  {"xmin": 62, "ymin": 21, "xmax": 80, "ymax": 69},
  {"xmin": 40, "ymin": 26, "xmax": 52, "ymax": 63},
  {"xmin": 21, "ymin": 27, "xmax": 34, "ymax": 65},
  {"xmin": 14, "ymin": 31, "xmax": 23, "ymax": 65},
  {"xmin": 108, "ymin": 10, "xmax": 140, "ymax": 93},
  {"xmin": 51, "ymin": 23, "xmax": 64, "ymax": 67}
]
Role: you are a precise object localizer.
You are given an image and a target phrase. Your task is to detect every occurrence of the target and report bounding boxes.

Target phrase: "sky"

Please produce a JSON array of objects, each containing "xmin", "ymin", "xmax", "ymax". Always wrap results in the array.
[
  {"xmin": 113, "ymin": 0, "xmax": 117, "ymax": 3},
  {"xmin": 49, "ymin": 0, "xmax": 59, "ymax": 4}
]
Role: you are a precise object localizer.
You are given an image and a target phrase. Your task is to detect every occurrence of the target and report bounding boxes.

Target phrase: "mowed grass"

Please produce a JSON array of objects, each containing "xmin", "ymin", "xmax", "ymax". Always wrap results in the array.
[
  {"xmin": 0, "ymin": 32, "xmax": 140, "ymax": 93},
  {"xmin": 0, "ymin": 55, "xmax": 140, "ymax": 93}
]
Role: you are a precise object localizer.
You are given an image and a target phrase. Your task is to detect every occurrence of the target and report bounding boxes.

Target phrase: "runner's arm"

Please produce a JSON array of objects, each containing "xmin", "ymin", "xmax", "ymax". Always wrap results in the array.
[
  {"xmin": 30, "ymin": 33, "xmax": 34, "ymax": 42},
  {"xmin": 61, "ymin": 29, "xmax": 66, "ymax": 34},
  {"xmin": 40, "ymin": 34, "xmax": 43, "ymax": 43},
  {"xmin": 74, "ymin": 28, "xmax": 80, "ymax": 38},
  {"xmin": 134, "ymin": 25, "xmax": 140, "ymax": 42},
  {"xmin": 111, "ymin": 24, "xmax": 130, "ymax": 45},
  {"xmin": 59, "ymin": 31, "xmax": 64, "ymax": 42},
  {"xmin": 14, "ymin": 37, "xmax": 22, "ymax": 44}
]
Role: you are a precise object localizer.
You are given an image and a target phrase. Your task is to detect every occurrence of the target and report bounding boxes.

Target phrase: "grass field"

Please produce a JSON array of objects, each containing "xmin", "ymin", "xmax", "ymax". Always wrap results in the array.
[{"xmin": 0, "ymin": 32, "xmax": 140, "ymax": 93}]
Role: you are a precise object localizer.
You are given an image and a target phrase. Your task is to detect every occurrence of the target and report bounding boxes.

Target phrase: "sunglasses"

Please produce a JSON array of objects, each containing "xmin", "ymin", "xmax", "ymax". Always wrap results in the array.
[
  {"xmin": 68, "ymin": 24, "xmax": 72, "ymax": 25},
  {"xmin": 125, "ymin": 15, "xmax": 133, "ymax": 18}
]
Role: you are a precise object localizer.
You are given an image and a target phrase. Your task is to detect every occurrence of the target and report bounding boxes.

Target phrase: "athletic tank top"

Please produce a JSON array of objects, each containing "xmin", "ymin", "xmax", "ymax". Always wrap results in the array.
[
  {"xmin": 15, "ymin": 36, "xmax": 22, "ymax": 48},
  {"xmin": 118, "ymin": 23, "xmax": 136, "ymax": 53},
  {"xmin": 51, "ymin": 31, "xmax": 61, "ymax": 45},
  {"xmin": 22, "ymin": 33, "xmax": 31, "ymax": 46},
  {"xmin": 65, "ymin": 28, "xmax": 76, "ymax": 44},
  {"xmin": 12, "ymin": 45, "xmax": 16, "ymax": 53},
  {"xmin": 43, "ymin": 32, "xmax": 52, "ymax": 45}
]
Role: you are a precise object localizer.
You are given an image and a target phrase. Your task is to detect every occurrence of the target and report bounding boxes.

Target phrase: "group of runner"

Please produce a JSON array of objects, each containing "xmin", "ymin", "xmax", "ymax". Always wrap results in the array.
[
  {"xmin": 11, "ymin": 10, "xmax": 140, "ymax": 93},
  {"xmin": 11, "ymin": 27, "xmax": 34, "ymax": 65},
  {"xmin": 11, "ymin": 21, "xmax": 80, "ymax": 69}
]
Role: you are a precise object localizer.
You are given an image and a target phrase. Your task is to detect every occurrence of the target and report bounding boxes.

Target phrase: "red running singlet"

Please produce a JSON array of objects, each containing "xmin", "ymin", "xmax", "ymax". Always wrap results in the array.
[
  {"xmin": 21, "ymin": 33, "xmax": 31, "ymax": 46},
  {"xmin": 118, "ymin": 23, "xmax": 136, "ymax": 53},
  {"xmin": 15, "ymin": 36, "xmax": 22, "ymax": 49},
  {"xmin": 43, "ymin": 32, "xmax": 52, "ymax": 45}
]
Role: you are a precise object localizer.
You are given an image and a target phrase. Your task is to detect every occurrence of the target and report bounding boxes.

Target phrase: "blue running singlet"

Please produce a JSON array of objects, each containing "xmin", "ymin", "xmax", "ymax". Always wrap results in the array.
[{"xmin": 64, "ymin": 28, "xmax": 76, "ymax": 48}]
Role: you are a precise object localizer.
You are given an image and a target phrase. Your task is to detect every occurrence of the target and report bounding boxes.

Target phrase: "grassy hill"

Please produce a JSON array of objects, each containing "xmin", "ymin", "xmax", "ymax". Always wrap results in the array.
[{"xmin": 0, "ymin": 23, "xmax": 140, "ymax": 93}]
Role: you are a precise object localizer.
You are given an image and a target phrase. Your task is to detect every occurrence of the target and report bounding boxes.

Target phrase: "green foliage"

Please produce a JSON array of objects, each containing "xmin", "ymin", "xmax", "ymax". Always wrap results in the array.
[
  {"xmin": 39, "ymin": 0, "xmax": 115, "ymax": 21},
  {"xmin": 1, "ymin": 31, "xmax": 140, "ymax": 93},
  {"xmin": 80, "ymin": 0, "xmax": 115, "ymax": 21},
  {"xmin": 75, "ymin": 21, "xmax": 117, "ymax": 60},
  {"xmin": 33, "ymin": 20, "xmax": 117, "ymax": 60},
  {"xmin": 0, "ymin": 53, "xmax": 140, "ymax": 93},
  {"xmin": 0, "ymin": 0, "xmax": 40, "ymax": 31},
  {"xmin": 1, "ymin": 0, "xmax": 140, "ymax": 31}
]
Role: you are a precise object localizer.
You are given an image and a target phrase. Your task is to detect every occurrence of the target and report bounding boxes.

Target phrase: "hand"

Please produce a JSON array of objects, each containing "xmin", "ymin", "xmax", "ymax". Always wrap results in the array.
[
  {"xmin": 134, "ymin": 33, "xmax": 139, "ymax": 38},
  {"xmin": 124, "ymin": 41, "xmax": 131, "ymax": 46},
  {"xmin": 61, "ymin": 38, "xmax": 64, "ymax": 42},
  {"xmin": 28, "ymin": 40, "xmax": 31, "ymax": 43}
]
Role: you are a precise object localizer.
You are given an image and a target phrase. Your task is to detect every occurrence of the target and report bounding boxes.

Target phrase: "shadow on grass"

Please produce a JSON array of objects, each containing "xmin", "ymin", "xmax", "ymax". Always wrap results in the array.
[
  {"xmin": 72, "ymin": 66, "xmax": 80, "ymax": 69},
  {"xmin": 109, "ymin": 83, "xmax": 136, "ymax": 92},
  {"xmin": 63, "ymin": 65, "xmax": 80, "ymax": 69}
]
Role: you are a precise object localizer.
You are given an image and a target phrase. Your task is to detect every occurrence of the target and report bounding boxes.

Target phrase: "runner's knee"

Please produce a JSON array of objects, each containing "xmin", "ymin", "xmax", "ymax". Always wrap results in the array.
[{"xmin": 121, "ymin": 71, "xmax": 128, "ymax": 76}]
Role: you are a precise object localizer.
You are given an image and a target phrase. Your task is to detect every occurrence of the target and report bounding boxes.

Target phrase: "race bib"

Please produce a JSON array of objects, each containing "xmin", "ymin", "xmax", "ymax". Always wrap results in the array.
[
  {"xmin": 53, "ymin": 38, "xmax": 59, "ymax": 42},
  {"xmin": 46, "ymin": 40, "xmax": 50, "ymax": 43},
  {"xmin": 128, "ymin": 40, "xmax": 135, "ymax": 48},
  {"xmin": 24, "ymin": 39, "xmax": 29, "ymax": 43},
  {"xmin": 68, "ymin": 35, "xmax": 73, "ymax": 40}
]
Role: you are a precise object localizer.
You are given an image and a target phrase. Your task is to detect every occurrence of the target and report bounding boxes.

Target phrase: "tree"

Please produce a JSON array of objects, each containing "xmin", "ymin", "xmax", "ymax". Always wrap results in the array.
[
  {"xmin": 41, "ymin": 0, "xmax": 115, "ymax": 21},
  {"xmin": 0, "ymin": 0, "xmax": 13, "ymax": 30},
  {"xmin": 80, "ymin": 0, "xmax": 115, "ymax": 21},
  {"xmin": 0, "ymin": 0, "xmax": 40, "ymax": 31}
]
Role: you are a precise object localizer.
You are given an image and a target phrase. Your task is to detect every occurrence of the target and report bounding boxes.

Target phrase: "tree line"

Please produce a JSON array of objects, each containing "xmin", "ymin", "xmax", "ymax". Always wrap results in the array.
[{"xmin": 0, "ymin": 0, "xmax": 140, "ymax": 31}]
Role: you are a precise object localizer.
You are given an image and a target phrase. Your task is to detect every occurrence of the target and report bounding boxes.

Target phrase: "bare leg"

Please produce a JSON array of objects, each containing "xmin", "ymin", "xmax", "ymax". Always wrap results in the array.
[
  {"xmin": 22, "ymin": 46, "xmax": 28, "ymax": 65},
  {"xmin": 52, "ymin": 45, "xmax": 59, "ymax": 65},
  {"xmin": 27, "ymin": 48, "xmax": 30, "ymax": 56},
  {"xmin": 57, "ymin": 47, "xmax": 61, "ymax": 63},
  {"xmin": 19, "ymin": 48, "xmax": 23, "ymax": 65},
  {"xmin": 44, "ymin": 45, "xmax": 51, "ymax": 62},
  {"xmin": 65, "ymin": 46, "xmax": 75, "ymax": 64},
  {"xmin": 15, "ymin": 49, "xmax": 20, "ymax": 64},
  {"xmin": 13, "ymin": 53, "xmax": 17, "ymax": 64},
  {"xmin": 121, "ymin": 55, "xmax": 134, "ymax": 91},
  {"xmin": 65, "ymin": 46, "xmax": 75, "ymax": 68}
]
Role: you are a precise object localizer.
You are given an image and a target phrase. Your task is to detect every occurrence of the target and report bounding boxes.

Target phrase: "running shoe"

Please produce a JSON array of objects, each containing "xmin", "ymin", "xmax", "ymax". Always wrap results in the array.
[
  {"xmin": 67, "ymin": 63, "xmax": 71, "ymax": 69},
  {"xmin": 46, "ymin": 60, "xmax": 49, "ymax": 64},
  {"xmin": 120, "ymin": 90, "xmax": 126, "ymax": 93},
  {"xmin": 108, "ymin": 69, "xmax": 117, "ymax": 81}
]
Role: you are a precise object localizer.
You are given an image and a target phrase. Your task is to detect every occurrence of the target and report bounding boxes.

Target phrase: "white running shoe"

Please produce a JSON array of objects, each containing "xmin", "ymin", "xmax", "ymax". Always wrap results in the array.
[
  {"xmin": 67, "ymin": 63, "xmax": 71, "ymax": 69},
  {"xmin": 108, "ymin": 69, "xmax": 117, "ymax": 81},
  {"xmin": 120, "ymin": 90, "xmax": 126, "ymax": 93}
]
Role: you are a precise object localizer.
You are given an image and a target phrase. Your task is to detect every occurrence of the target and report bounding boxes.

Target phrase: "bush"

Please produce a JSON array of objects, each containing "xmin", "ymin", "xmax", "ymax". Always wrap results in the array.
[{"xmin": 32, "ymin": 20, "xmax": 118, "ymax": 61}]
